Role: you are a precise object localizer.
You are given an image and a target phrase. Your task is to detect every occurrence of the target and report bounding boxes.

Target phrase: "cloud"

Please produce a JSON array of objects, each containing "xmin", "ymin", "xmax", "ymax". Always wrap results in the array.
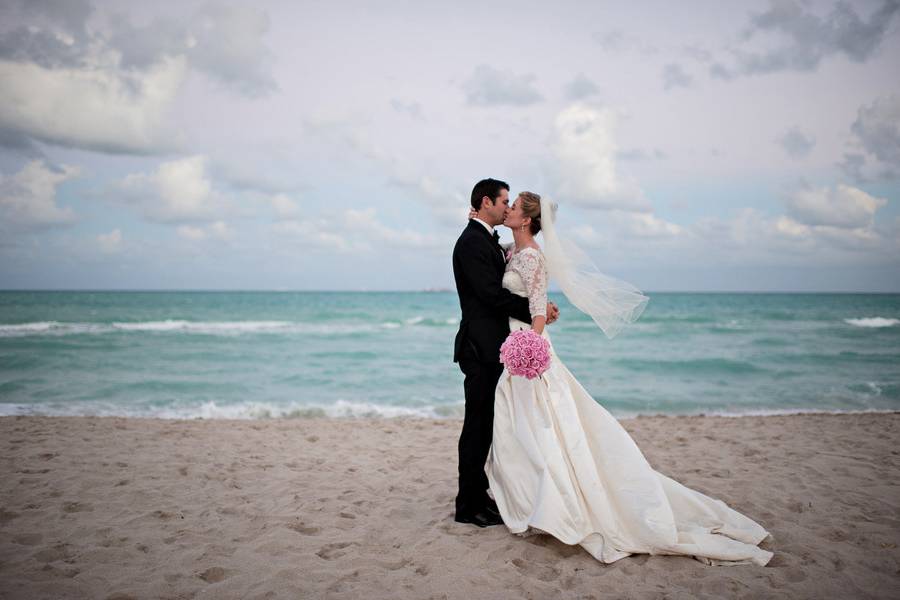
[
  {"xmin": 837, "ymin": 152, "xmax": 867, "ymax": 182},
  {"xmin": 96, "ymin": 228, "xmax": 122, "ymax": 253},
  {"xmin": 462, "ymin": 65, "xmax": 543, "ymax": 107},
  {"xmin": 777, "ymin": 127, "xmax": 816, "ymax": 158},
  {"xmin": 0, "ymin": 1, "xmax": 277, "ymax": 155},
  {"xmin": 0, "ymin": 0, "xmax": 93, "ymax": 69},
  {"xmin": 712, "ymin": 0, "xmax": 900, "ymax": 79},
  {"xmin": 0, "ymin": 55, "xmax": 186, "ymax": 155},
  {"xmin": 610, "ymin": 211, "xmax": 686, "ymax": 238},
  {"xmin": 105, "ymin": 3, "xmax": 278, "ymax": 97},
  {"xmin": 343, "ymin": 207, "xmax": 442, "ymax": 249},
  {"xmin": 684, "ymin": 207, "xmax": 889, "ymax": 266},
  {"xmin": 271, "ymin": 217, "xmax": 358, "ymax": 253},
  {"xmin": 186, "ymin": 3, "xmax": 277, "ymax": 97},
  {"xmin": 270, "ymin": 193, "xmax": 301, "ymax": 218},
  {"xmin": 563, "ymin": 73, "xmax": 599, "ymax": 100},
  {"xmin": 851, "ymin": 94, "xmax": 900, "ymax": 165},
  {"xmin": 390, "ymin": 98, "xmax": 423, "ymax": 119},
  {"xmin": 591, "ymin": 29, "xmax": 657, "ymax": 55},
  {"xmin": 271, "ymin": 206, "xmax": 440, "ymax": 254},
  {"xmin": 0, "ymin": 160, "xmax": 79, "ymax": 232},
  {"xmin": 662, "ymin": 63, "xmax": 693, "ymax": 90},
  {"xmin": 839, "ymin": 95, "xmax": 900, "ymax": 181},
  {"xmin": 114, "ymin": 155, "xmax": 228, "ymax": 224},
  {"xmin": 387, "ymin": 175, "xmax": 469, "ymax": 228},
  {"xmin": 784, "ymin": 183, "xmax": 887, "ymax": 229},
  {"xmin": 592, "ymin": 30, "xmax": 626, "ymax": 52},
  {"xmin": 550, "ymin": 103, "xmax": 648, "ymax": 211},
  {"xmin": 176, "ymin": 220, "xmax": 233, "ymax": 242}
]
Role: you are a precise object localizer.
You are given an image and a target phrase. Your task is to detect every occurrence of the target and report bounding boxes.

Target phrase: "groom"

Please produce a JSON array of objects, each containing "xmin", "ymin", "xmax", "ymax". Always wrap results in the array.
[{"xmin": 452, "ymin": 178, "xmax": 558, "ymax": 527}]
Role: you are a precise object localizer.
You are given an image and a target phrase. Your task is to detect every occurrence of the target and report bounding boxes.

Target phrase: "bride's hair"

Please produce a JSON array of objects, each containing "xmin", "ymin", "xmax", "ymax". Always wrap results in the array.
[{"xmin": 518, "ymin": 192, "xmax": 543, "ymax": 235}]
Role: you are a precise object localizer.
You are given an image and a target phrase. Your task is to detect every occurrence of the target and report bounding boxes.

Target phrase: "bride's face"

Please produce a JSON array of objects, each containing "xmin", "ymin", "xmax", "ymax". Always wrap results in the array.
[{"xmin": 503, "ymin": 197, "xmax": 529, "ymax": 230}]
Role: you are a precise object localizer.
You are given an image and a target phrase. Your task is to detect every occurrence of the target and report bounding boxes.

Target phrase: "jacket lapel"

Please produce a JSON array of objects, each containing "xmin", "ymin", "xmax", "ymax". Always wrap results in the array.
[{"xmin": 467, "ymin": 220, "xmax": 505, "ymax": 267}]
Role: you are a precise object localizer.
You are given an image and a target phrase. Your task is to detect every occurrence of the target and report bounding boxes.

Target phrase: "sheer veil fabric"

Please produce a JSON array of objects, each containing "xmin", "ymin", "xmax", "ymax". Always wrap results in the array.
[
  {"xmin": 485, "ymin": 203, "xmax": 773, "ymax": 567},
  {"xmin": 539, "ymin": 196, "xmax": 649, "ymax": 339}
]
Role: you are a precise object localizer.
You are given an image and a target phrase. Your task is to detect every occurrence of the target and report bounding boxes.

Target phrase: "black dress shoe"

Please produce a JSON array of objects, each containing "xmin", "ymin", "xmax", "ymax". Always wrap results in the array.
[
  {"xmin": 454, "ymin": 509, "xmax": 503, "ymax": 527},
  {"xmin": 484, "ymin": 500, "xmax": 501, "ymax": 518}
]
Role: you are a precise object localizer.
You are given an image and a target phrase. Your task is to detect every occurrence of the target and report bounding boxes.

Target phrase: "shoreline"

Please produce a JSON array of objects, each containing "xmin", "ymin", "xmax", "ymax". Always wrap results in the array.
[
  {"xmin": 1, "ymin": 407, "xmax": 898, "ymax": 422},
  {"xmin": 2, "ymin": 412, "xmax": 898, "ymax": 598}
]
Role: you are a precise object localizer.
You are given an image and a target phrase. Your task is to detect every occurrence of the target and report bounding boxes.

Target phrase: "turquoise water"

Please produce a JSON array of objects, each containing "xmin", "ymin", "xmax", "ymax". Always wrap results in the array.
[{"xmin": 1, "ymin": 291, "xmax": 898, "ymax": 419}]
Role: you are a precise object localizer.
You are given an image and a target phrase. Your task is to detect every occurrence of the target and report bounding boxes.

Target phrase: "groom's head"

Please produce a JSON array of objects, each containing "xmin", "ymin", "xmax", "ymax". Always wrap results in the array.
[{"xmin": 471, "ymin": 178, "xmax": 510, "ymax": 226}]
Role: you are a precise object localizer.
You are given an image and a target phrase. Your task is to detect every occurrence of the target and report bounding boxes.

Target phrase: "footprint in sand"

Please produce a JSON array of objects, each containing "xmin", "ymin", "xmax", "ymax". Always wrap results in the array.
[
  {"xmin": 61, "ymin": 501, "xmax": 93, "ymax": 513},
  {"xmin": 286, "ymin": 520, "xmax": 320, "ymax": 535},
  {"xmin": 510, "ymin": 557, "xmax": 561, "ymax": 582},
  {"xmin": 197, "ymin": 566, "xmax": 229, "ymax": 583},
  {"xmin": 0, "ymin": 508, "xmax": 19, "ymax": 524},
  {"xmin": 33, "ymin": 542, "xmax": 73, "ymax": 563},
  {"xmin": 13, "ymin": 533, "xmax": 42, "ymax": 546},
  {"xmin": 316, "ymin": 542, "xmax": 356, "ymax": 560}
]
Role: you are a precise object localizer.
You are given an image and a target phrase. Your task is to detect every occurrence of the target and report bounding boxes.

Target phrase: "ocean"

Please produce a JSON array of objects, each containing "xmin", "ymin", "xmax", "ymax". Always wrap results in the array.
[{"xmin": 1, "ymin": 291, "xmax": 898, "ymax": 419}]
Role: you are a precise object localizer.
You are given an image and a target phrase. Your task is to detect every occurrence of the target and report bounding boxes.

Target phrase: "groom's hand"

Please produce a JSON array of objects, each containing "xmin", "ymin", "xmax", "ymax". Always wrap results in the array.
[{"xmin": 546, "ymin": 302, "xmax": 559, "ymax": 324}]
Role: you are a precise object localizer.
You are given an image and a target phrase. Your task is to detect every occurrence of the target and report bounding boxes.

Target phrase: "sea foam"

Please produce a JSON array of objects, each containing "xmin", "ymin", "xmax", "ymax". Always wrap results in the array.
[{"xmin": 844, "ymin": 317, "xmax": 899, "ymax": 328}]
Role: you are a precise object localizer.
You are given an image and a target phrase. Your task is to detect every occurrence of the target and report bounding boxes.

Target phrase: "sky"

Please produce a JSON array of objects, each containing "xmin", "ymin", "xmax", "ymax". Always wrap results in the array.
[{"xmin": 0, "ymin": 0, "xmax": 898, "ymax": 292}]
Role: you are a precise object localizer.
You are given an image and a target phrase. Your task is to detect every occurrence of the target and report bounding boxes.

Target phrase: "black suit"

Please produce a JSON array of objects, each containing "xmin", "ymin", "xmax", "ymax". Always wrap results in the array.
[{"xmin": 452, "ymin": 219, "xmax": 531, "ymax": 517}]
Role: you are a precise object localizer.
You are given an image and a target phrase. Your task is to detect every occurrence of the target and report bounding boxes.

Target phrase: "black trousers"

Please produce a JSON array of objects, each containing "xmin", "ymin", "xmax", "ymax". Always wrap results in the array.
[{"xmin": 455, "ymin": 356, "xmax": 504, "ymax": 517}]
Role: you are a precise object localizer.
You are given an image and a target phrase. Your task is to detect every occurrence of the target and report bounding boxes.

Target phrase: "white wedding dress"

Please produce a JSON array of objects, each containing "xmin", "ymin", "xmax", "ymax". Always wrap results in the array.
[{"xmin": 485, "ymin": 246, "xmax": 773, "ymax": 566}]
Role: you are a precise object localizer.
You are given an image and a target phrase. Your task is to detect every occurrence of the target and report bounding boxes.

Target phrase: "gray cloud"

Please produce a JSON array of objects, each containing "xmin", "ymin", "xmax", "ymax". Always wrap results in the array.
[
  {"xmin": 462, "ymin": 65, "xmax": 543, "ymax": 107},
  {"xmin": 390, "ymin": 99, "xmax": 423, "ymax": 119},
  {"xmin": 712, "ymin": 0, "xmax": 900, "ymax": 79},
  {"xmin": 186, "ymin": 3, "xmax": 277, "ymax": 97},
  {"xmin": 839, "ymin": 95, "xmax": 900, "ymax": 181},
  {"xmin": 563, "ymin": 73, "xmax": 599, "ymax": 100},
  {"xmin": 783, "ymin": 182, "xmax": 886, "ymax": 229},
  {"xmin": 683, "ymin": 44, "xmax": 713, "ymax": 63},
  {"xmin": 838, "ymin": 152, "xmax": 867, "ymax": 182},
  {"xmin": 0, "ymin": 1, "xmax": 277, "ymax": 95},
  {"xmin": 106, "ymin": 4, "xmax": 277, "ymax": 96},
  {"xmin": 0, "ymin": 1, "xmax": 278, "ymax": 155},
  {"xmin": 0, "ymin": 26, "xmax": 89, "ymax": 69},
  {"xmin": 777, "ymin": 127, "xmax": 816, "ymax": 158},
  {"xmin": 591, "ymin": 29, "xmax": 657, "ymax": 55},
  {"xmin": 0, "ymin": 0, "xmax": 93, "ymax": 68},
  {"xmin": 0, "ymin": 159, "xmax": 79, "ymax": 233},
  {"xmin": 662, "ymin": 63, "xmax": 693, "ymax": 90},
  {"xmin": 592, "ymin": 29, "xmax": 626, "ymax": 52},
  {"xmin": 13, "ymin": 0, "xmax": 93, "ymax": 36},
  {"xmin": 105, "ymin": 13, "xmax": 188, "ymax": 70},
  {"xmin": 851, "ymin": 94, "xmax": 900, "ymax": 167}
]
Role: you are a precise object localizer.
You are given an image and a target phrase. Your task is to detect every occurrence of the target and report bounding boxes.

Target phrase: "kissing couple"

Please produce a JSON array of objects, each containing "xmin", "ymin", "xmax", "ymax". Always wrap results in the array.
[{"xmin": 450, "ymin": 178, "xmax": 773, "ymax": 566}]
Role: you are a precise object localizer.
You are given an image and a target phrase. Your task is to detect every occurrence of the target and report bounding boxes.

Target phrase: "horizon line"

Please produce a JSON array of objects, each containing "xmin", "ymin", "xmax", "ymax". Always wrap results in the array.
[{"xmin": 1, "ymin": 289, "xmax": 899, "ymax": 294}]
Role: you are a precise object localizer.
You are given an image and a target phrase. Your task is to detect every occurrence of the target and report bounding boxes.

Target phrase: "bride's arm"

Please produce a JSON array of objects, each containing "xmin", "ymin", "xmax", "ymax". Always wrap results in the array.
[{"xmin": 518, "ymin": 250, "xmax": 548, "ymax": 335}]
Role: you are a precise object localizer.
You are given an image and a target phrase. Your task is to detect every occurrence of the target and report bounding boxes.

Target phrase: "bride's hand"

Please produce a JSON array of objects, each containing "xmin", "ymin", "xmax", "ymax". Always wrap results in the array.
[
  {"xmin": 546, "ymin": 302, "xmax": 559, "ymax": 324},
  {"xmin": 468, "ymin": 207, "xmax": 477, "ymax": 219}
]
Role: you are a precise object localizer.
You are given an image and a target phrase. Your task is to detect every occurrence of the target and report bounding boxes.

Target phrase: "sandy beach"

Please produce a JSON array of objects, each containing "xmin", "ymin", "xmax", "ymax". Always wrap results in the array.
[{"xmin": 1, "ymin": 412, "xmax": 898, "ymax": 599}]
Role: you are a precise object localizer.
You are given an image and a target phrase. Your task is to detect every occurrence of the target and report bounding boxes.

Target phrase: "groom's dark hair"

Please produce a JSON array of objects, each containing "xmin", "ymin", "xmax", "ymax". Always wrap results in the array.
[{"xmin": 470, "ymin": 178, "xmax": 509, "ymax": 210}]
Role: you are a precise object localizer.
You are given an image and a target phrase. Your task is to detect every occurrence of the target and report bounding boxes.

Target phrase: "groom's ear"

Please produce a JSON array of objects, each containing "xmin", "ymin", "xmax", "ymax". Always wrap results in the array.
[{"xmin": 479, "ymin": 196, "xmax": 491, "ymax": 210}]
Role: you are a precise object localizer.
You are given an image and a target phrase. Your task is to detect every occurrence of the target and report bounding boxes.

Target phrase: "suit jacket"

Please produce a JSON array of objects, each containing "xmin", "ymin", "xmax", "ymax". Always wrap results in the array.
[{"xmin": 453, "ymin": 220, "xmax": 532, "ymax": 364}]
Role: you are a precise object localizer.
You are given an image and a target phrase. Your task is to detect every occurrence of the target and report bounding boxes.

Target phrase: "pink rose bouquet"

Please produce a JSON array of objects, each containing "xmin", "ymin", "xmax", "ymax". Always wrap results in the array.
[{"xmin": 500, "ymin": 329, "xmax": 551, "ymax": 380}]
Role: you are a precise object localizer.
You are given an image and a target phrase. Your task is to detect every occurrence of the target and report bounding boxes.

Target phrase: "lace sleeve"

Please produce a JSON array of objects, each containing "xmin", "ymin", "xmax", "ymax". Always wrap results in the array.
[{"xmin": 516, "ymin": 249, "xmax": 547, "ymax": 319}]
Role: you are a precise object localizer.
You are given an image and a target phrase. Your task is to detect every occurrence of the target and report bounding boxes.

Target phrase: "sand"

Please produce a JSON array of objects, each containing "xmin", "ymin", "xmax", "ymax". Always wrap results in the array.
[{"xmin": 1, "ymin": 412, "xmax": 898, "ymax": 599}]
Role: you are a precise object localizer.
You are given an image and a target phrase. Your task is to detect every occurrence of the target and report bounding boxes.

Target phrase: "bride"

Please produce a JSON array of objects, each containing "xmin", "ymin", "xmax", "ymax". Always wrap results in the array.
[{"xmin": 484, "ymin": 191, "xmax": 773, "ymax": 567}]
